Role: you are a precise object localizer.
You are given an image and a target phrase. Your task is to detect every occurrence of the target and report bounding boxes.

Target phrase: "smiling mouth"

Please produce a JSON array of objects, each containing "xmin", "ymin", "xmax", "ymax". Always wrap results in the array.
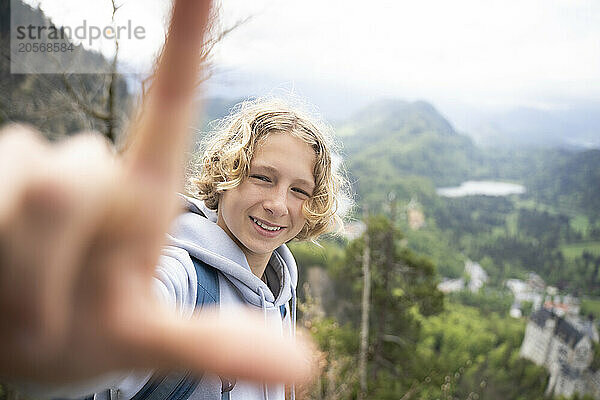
[{"xmin": 250, "ymin": 217, "xmax": 284, "ymax": 231}]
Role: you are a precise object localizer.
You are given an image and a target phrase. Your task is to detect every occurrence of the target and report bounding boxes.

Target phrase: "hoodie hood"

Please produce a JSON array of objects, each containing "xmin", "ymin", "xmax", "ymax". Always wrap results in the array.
[{"xmin": 167, "ymin": 195, "xmax": 298, "ymax": 309}]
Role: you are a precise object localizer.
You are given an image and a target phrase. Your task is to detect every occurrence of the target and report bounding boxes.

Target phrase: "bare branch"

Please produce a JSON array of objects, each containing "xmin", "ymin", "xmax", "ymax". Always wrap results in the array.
[{"xmin": 62, "ymin": 75, "xmax": 111, "ymax": 121}]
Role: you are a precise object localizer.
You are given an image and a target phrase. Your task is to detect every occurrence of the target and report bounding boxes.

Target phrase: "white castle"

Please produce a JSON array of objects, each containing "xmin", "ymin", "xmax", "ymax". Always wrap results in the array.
[{"xmin": 520, "ymin": 308, "xmax": 600, "ymax": 398}]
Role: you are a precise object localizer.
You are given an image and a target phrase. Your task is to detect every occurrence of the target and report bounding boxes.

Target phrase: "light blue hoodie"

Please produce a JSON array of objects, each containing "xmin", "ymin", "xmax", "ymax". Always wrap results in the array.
[
  {"xmin": 26, "ymin": 195, "xmax": 298, "ymax": 400},
  {"xmin": 159, "ymin": 195, "xmax": 299, "ymax": 400}
]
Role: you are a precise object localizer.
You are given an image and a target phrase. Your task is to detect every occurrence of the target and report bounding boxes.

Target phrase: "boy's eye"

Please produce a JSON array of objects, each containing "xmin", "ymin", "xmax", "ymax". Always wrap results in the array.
[
  {"xmin": 292, "ymin": 188, "xmax": 310, "ymax": 197},
  {"xmin": 250, "ymin": 174, "xmax": 271, "ymax": 182}
]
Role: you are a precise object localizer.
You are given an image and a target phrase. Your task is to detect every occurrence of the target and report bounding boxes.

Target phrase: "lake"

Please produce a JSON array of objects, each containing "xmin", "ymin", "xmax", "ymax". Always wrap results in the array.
[{"xmin": 436, "ymin": 180, "xmax": 526, "ymax": 197}]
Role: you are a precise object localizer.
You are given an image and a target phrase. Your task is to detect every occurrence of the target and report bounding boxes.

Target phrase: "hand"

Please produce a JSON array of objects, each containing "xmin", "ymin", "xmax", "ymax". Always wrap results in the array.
[{"xmin": 0, "ymin": 0, "xmax": 314, "ymax": 387}]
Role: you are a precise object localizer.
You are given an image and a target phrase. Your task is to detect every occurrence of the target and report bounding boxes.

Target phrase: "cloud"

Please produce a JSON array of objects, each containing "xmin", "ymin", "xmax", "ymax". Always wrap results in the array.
[
  {"xmin": 213, "ymin": 0, "xmax": 600, "ymax": 108},
  {"xmin": 25, "ymin": 0, "xmax": 600, "ymax": 108}
]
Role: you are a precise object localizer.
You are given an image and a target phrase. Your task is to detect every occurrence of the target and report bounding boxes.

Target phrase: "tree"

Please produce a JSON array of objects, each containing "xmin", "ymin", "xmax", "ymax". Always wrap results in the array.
[
  {"xmin": 358, "ymin": 206, "xmax": 371, "ymax": 399},
  {"xmin": 339, "ymin": 214, "xmax": 444, "ymax": 398}
]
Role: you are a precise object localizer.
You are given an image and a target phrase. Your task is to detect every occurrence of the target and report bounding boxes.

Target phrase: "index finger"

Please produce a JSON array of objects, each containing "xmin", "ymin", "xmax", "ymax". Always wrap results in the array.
[{"xmin": 126, "ymin": 0, "xmax": 211, "ymax": 182}]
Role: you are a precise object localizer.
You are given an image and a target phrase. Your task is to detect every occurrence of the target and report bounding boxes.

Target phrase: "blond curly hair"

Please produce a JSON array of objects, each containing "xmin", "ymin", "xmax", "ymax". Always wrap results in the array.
[{"xmin": 187, "ymin": 98, "xmax": 350, "ymax": 241}]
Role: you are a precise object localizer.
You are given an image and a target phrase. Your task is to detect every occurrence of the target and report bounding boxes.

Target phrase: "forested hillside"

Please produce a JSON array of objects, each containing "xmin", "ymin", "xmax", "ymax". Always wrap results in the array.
[
  {"xmin": 289, "ymin": 97, "xmax": 599, "ymax": 399},
  {"xmin": 341, "ymin": 100, "xmax": 482, "ymax": 188},
  {"xmin": 526, "ymin": 149, "xmax": 600, "ymax": 222},
  {"xmin": 0, "ymin": 0, "xmax": 131, "ymax": 140}
]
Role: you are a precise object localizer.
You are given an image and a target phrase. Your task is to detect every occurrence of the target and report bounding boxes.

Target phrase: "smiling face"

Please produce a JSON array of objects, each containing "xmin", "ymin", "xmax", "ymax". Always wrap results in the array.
[{"xmin": 216, "ymin": 132, "xmax": 316, "ymax": 275}]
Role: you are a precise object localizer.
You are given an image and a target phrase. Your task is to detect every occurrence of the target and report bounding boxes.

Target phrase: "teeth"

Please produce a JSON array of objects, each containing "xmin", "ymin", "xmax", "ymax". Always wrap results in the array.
[{"xmin": 252, "ymin": 217, "xmax": 282, "ymax": 231}]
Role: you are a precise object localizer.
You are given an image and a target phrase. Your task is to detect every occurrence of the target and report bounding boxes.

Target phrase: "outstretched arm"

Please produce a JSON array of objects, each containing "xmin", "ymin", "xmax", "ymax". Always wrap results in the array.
[{"xmin": 0, "ymin": 0, "xmax": 314, "ymax": 387}]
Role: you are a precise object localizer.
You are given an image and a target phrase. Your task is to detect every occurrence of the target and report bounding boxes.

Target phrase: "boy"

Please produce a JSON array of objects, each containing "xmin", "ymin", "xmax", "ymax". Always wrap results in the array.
[{"xmin": 163, "ymin": 98, "xmax": 348, "ymax": 398}]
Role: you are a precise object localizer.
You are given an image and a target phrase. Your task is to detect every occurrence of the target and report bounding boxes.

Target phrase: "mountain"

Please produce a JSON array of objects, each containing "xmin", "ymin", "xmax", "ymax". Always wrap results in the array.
[
  {"xmin": 337, "ymin": 100, "xmax": 482, "ymax": 208},
  {"xmin": 337, "ymin": 99, "xmax": 455, "ymax": 140},
  {"xmin": 454, "ymin": 104, "xmax": 600, "ymax": 150}
]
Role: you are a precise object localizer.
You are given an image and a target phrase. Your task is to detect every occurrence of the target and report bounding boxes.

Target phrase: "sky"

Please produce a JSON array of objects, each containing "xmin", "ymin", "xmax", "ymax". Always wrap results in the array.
[
  {"xmin": 19, "ymin": 0, "xmax": 600, "ymax": 121},
  {"xmin": 214, "ymin": 0, "xmax": 600, "ymax": 110}
]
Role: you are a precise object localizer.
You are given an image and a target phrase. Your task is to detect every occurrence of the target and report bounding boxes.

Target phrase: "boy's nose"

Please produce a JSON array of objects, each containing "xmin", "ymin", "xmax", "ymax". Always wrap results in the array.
[{"xmin": 263, "ymin": 188, "xmax": 288, "ymax": 218}]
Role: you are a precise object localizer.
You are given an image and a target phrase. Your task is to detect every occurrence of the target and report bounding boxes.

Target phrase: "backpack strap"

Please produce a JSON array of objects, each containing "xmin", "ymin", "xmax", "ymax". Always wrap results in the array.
[
  {"xmin": 193, "ymin": 258, "xmax": 235, "ymax": 400},
  {"xmin": 194, "ymin": 256, "xmax": 219, "ymax": 308},
  {"xmin": 128, "ymin": 371, "xmax": 197, "ymax": 400}
]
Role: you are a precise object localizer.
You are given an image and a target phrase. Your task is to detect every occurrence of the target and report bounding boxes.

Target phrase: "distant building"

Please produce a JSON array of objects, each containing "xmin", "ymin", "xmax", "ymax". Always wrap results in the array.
[
  {"xmin": 547, "ymin": 286, "xmax": 559, "ymax": 296},
  {"xmin": 506, "ymin": 277, "xmax": 544, "ymax": 317},
  {"xmin": 527, "ymin": 272, "xmax": 546, "ymax": 292},
  {"xmin": 506, "ymin": 278, "xmax": 529, "ymax": 294},
  {"xmin": 509, "ymin": 306, "xmax": 523, "ymax": 319},
  {"xmin": 520, "ymin": 308, "xmax": 600, "ymax": 399},
  {"xmin": 437, "ymin": 260, "xmax": 488, "ymax": 293},
  {"xmin": 465, "ymin": 260, "xmax": 488, "ymax": 292},
  {"xmin": 544, "ymin": 294, "xmax": 581, "ymax": 318},
  {"xmin": 437, "ymin": 277, "xmax": 465, "ymax": 293}
]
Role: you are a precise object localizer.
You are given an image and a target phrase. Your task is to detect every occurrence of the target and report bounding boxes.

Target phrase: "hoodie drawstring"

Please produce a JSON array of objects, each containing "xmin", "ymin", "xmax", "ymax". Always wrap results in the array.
[
  {"xmin": 259, "ymin": 281, "xmax": 297, "ymax": 400},
  {"xmin": 222, "ymin": 285, "xmax": 296, "ymax": 400}
]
